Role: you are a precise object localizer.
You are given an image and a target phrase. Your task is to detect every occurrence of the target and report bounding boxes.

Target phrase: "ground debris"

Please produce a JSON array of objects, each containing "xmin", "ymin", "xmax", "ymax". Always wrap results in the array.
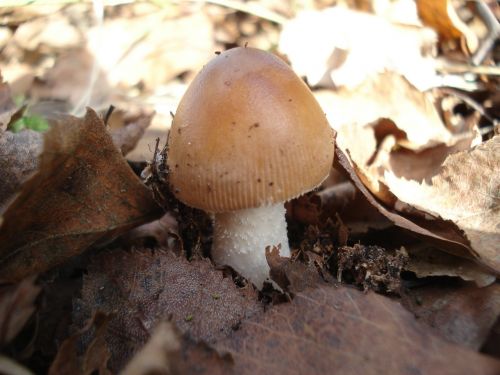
[{"xmin": 332, "ymin": 244, "xmax": 408, "ymax": 294}]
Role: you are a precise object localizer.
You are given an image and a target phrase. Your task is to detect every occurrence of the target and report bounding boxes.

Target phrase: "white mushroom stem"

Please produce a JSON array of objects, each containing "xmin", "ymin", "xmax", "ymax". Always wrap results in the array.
[{"xmin": 212, "ymin": 203, "xmax": 291, "ymax": 289}]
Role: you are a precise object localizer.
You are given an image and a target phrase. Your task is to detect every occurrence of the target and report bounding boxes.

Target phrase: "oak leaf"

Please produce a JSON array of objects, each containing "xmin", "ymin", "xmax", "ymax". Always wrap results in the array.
[
  {"xmin": 0, "ymin": 109, "xmax": 161, "ymax": 282},
  {"xmin": 385, "ymin": 136, "xmax": 500, "ymax": 272}
]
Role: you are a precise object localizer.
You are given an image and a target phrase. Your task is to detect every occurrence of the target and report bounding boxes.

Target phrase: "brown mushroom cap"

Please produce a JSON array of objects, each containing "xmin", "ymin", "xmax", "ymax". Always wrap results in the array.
[{"xmin": 167, "ymin": 47, "xmax": 335, "ymax": 213}]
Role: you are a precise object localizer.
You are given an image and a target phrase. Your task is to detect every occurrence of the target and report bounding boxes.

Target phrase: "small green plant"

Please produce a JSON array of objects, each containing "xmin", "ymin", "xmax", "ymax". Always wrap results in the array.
[{"xmin": 11, "ymin": 114, "xmax": 49, "ymax": 133}]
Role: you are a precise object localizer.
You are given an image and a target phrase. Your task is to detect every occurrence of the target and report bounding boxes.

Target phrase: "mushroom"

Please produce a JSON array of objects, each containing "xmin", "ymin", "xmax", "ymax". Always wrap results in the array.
[{"xmin": 167, "ymin": 47, "xmax": 335, "ymax": 289}]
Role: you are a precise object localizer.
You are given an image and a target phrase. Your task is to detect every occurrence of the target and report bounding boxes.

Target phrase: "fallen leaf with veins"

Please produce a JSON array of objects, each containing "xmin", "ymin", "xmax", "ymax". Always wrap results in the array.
[
  {"xmin": 73, "ymin": 248, "xmax": 261, "ymax": 372},
  {"xmin": 335, "ymin": 147, "xmax": 476, "ymax": 261},
  {"xmin": 48, "ymin": 311, "xmax": 111, "ymax": 375},
  {"xmin": 0, "ymin": 276, "xmax": 40, "ymax": 346},
  {"xmin": 402, "ymin": 282, "xmax": 500, "ymax": 350},
  {"xmin": 0, "ymin": 109, "xmax": 161, "ymax": 282},
  {"xmin": 0, "ymin": 108, "xmax": 153, "ymax": 212},
  {"xmin": 385, "ymin": 136, "xmax": 500, "ymax": 272},
  {"xmin": 214, "ymin": 281, "xmax": 500, "ymax": 375}
]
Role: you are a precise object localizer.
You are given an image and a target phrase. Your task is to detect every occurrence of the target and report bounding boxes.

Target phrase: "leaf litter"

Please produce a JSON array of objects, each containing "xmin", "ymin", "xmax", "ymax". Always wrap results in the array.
[
  {"xmin": 206, "ymin": 257, "xmax": 500, "ymax": 375},
  {"xmin": 0, "ymin": 109, "xmax": 161, "ymax": 282},
  {"xmin": 386, "ymin": 135, "xmax": 500, "ymax": 272},
  {"xmin": 0, "ymin": 1, "xmax": 499, "ymax": 374},
  {"xmin": 73, "ymin": 247, "xmax": 261, "ymax": 372}
]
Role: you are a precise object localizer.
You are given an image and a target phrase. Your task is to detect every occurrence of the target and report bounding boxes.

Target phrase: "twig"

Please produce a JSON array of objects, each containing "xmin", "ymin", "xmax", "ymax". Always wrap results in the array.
[
  {"xmin": 436, "ymin": 60, "xmax": 500, "ymax": 76},
  {"xmin": 471, "ymin": 0, "xmax": 500, "ymax": 66},
  {"xmin": 440, "ymin": 87, "xmax": 498, "ymax": 125}
]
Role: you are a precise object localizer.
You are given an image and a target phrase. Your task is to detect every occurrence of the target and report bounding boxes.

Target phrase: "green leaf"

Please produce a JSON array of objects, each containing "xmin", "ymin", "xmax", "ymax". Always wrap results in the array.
[{"xmin": 11, "ymin": 115, "xmax": 49, "ymax": 133}]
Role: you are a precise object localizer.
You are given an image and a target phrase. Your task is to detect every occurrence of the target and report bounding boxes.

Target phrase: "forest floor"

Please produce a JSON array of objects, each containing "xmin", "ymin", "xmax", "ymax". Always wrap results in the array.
[{"xmin": 0, "ymin": 1, "xmax": 499, "ymax": 374}]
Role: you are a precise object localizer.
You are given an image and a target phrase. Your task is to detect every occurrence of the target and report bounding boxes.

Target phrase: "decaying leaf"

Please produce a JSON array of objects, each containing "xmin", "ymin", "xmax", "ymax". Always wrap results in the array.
[
  {"xmin": 107, "ymin": 110, "xmax": 154, "ymax": 156},
  {"xmin": 33, "ymin": 275, "xmax": 82, "ymax": 361},
  {"xmin": 315, "ymin": 73, "xmax": 453, "ymax": 151},
  {"xmin": 0, "ymin": 355, "xmax": 35, "ymax": 375},
  {"xmin": 385, "ymin": 135, "xmax": 500, "ymax": 272},
  {"xmin": 29, "ymin": 49, "xmax": 112, "ymax": 112},
  {"xmin": 48, "ymin": 311, "xmax": 111, "ymax": 375},
  {"xmin": 0, "ymin": 73, "xmax": 17, "ymax": 132},
  {"xmin": 86, "ymin": 11, "xmax": 214, "ymax": 89},
  {"xmin": 0, "ymin": 276, "xmax": 41, "ymax": 346},
  {"xmin": 123, "ymin": 320, "xmax": 233, "ymax": 375},
  {"xmin": 402, "ymin": 282, "xmax": 500, "ymax": 350},
  {"xmin": 406, "ymin": 245, "xmax": 496, "ymax": 287},
  {"xmin": 280, "ymin": 7, "xmax": 438, "ymax": 90},
  {"xmin": 416, "ymin": 0, "xmax": 478, "ymax": 51},
  {"xmin": 335, "ymin": 147, "xmax": 476, "ymax": 261},
  {"xmin": 120, "ymin": 321, "xmax": 180, "ymax": 375},
  {"xmin": 12, "ymin": 12, "xmax": 81, "ymax": 51},
  {"xmin": 313, "ymin": 74, "xmax": 477, "ymax": 205},
  {"xmin": 73, "ymin": 248, "xmax": 261, "ymax": 372},
  {"xmin": 0, "ymin": 109, "xmax": 161, "ymax": 282},
  {"xmin": 0, "ymin": 130, "xmax": 43, "ymax": 211},
  {"xmin": 266, "ymin": 245, "xmax": 327, "ymax": 293},
  {"xmin": 214, "ymin": 281, "xmax": 500, "ymax": 374}
]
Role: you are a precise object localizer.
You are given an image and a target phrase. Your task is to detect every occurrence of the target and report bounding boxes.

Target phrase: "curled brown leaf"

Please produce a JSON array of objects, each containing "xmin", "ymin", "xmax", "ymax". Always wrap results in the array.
[{"xmin": 0, "ymin": 109, "xmax": 161, "ymax": 282}]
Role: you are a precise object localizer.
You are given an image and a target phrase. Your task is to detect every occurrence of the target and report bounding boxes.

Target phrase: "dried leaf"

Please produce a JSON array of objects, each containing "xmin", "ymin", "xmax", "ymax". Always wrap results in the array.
[
  {"xmin": 416, "ymin": 0, "xmax": 478, "ymax": 51},
  {"xmin": 335, "ymin": 147, "xmax": 476, "ymax": 261},
  {"xmin": 13, "ymin": 13, "xmax": 81, "ymax": 50},
  {"xmin": 87, "ymin": 11, "xmax": 214, "ymax": 89},
  {"xmin": 387, "ymin": 135, "xmax": 479, "ymax": 181},
  {"xmin": 48, "ymin": 311, "xmax": 111, "ymax": 375},
  {"xmin": 385, "ymin": 136, "xmax": 500, "ymax": 272},
  {"xmin": 0, "ymin": 109, "xmax": 161, "ymax": 282},
  {"xmin": 280, "ymin": 7, "xmax": 438, "ymax": 90},
  {"xmin": 266, "ymin": 246, "xmax": 326, "ymax": 293},
  {"xmin": 118, "ymin": 213, "xmax": 178, "ymax": 249},
  {"xmin": 120, "ymin": 321, "xmax": 180, "ymax": 375},
  {"xmin": 108, "ymin": 111, "xmax": 153, "ymax": 156},
  {"xmin": 123, "ymin": 320, "xmax": 233, "ymax": 375},
  {"xmin": 406, "ymin": 245, "xmax": 496, "ymax": 287},
  {"xmin": 0, "ymin": 73, "xmax": 17, "ymax": 132},
  {"xmin": 29, "ymin": 49, "xmax": 112, "ymax": 112},
  {"xmin": 34, "ymin": 276, "xmax": 82, "ymax": 359},
  {"xmin": 315, "ymin": 74, "xmax": 453, "ymax": 151},
  {"xmin": 0, "ymin": 355, "xmax": 35, "ymax": 375},
  {"xmin": 74, "ymin": 248, "xmax": 261, "ymax": 372},
  {"xmin": 0, "ymin": 277, "xmax": 40, "ymax": 346},
  {"xmin": 215, "ymin": 282, "xmax": 500, "ymax": 374},
  {"xmin": 313, "ymin": 75, "xmax": 476, "ymax": 205},
  {"xmin": 402, "ymin": 282, "xmax": 500, "ymax": 350},
  {"xmin": 0, "ymin": 130, "xmax": 43, "ymax": 211}
]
